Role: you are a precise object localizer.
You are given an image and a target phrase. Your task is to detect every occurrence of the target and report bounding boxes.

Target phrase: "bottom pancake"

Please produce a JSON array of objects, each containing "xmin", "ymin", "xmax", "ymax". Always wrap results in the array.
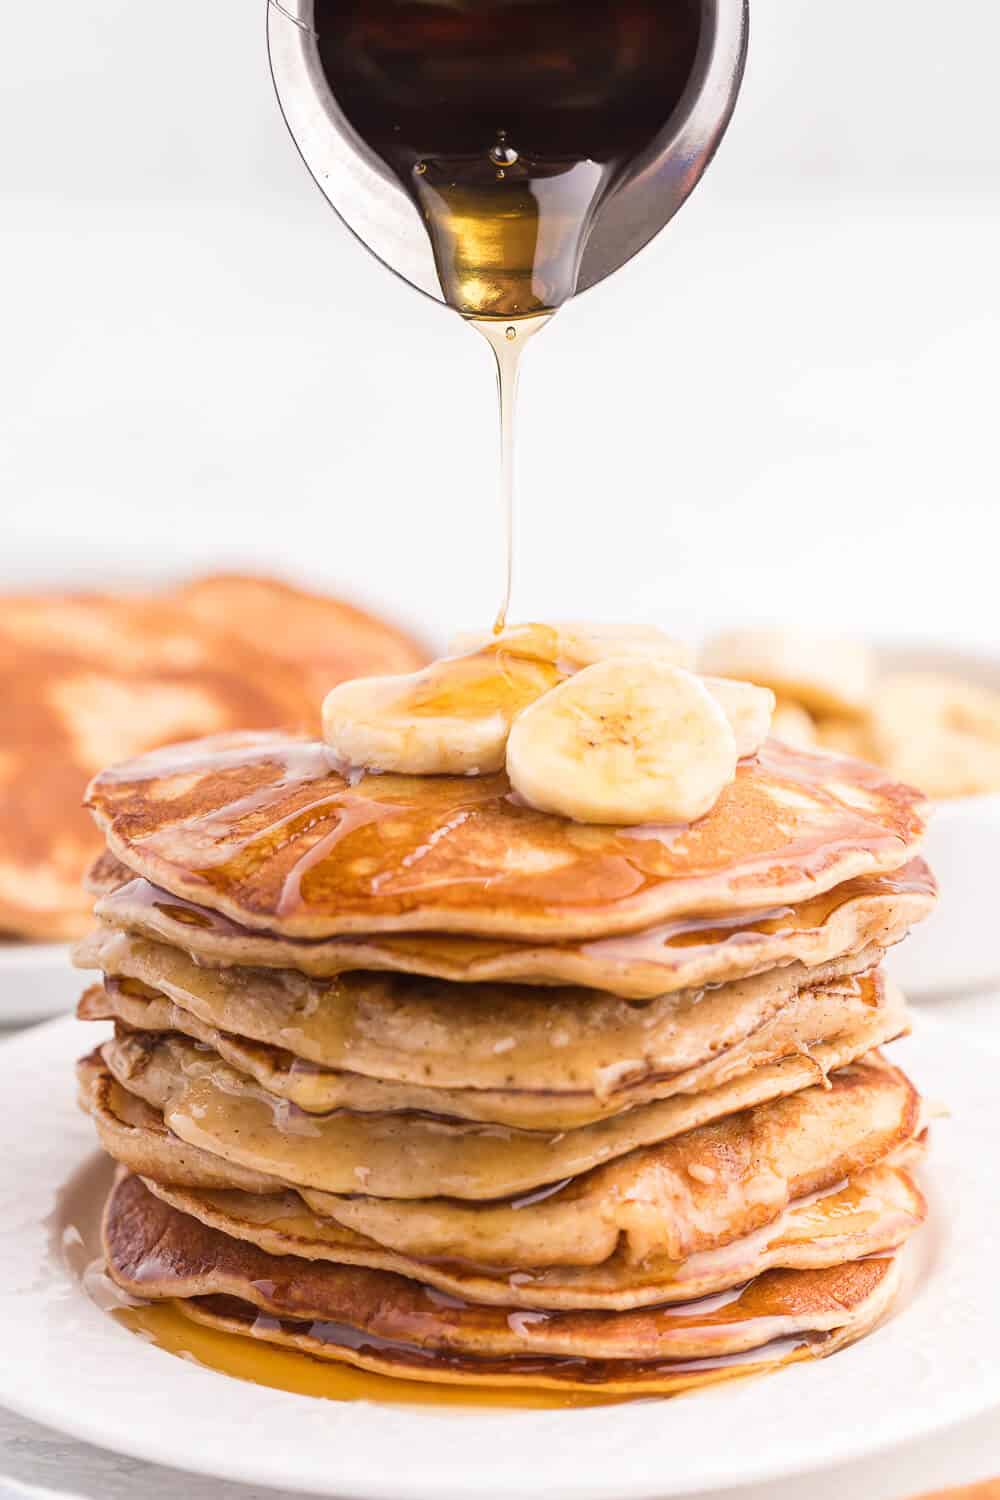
[
  {"xmin": 176, "ymin": 1290, "xmax": 891, "ymax": 1396},
  {"xmin": 104, "ymin": 1174, "xmax": 903, "ymax": 1387}
]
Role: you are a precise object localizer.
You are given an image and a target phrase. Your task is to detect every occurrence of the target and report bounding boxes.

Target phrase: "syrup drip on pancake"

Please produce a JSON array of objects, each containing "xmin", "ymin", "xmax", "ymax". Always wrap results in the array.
[
  {"xmin": 90, "ymin": 856, "xmax": 936, "ymax": 999},
  {"xmin": 87, "ymin": 735, "xmax": 929, "ymax": 940},
  {"xmin": 99, "ymin": 1174, "xmax": 903, "ymax": 1397}
]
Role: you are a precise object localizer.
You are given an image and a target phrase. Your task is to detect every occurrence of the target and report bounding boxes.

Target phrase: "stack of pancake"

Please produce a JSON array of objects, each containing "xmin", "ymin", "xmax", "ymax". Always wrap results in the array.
[{"xmin": 75, "ymin": 728, "xmax": 934, "ymax": 1396}]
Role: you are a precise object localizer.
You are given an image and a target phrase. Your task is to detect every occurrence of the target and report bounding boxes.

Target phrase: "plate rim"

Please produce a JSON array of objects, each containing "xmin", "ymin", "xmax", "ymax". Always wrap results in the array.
[
  {"xmin": 0, "ymin": 1013, "xmax": 992, "ymax": 1500},
  {"xmin": 0, "ymin": 942, "xmax": 72, "ymax": 969},
  {"xmin": 0, "ymin": 944, "xmax": 79, "ymax": 1029}
]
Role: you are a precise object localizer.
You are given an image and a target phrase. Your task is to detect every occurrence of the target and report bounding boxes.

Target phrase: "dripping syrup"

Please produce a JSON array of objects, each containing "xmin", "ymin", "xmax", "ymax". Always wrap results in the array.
[
  {"xmin": 113, "ymin": 1302, "xmax": 614, "ymax": 1410},
  {"xmin": 312, "ymin": 0, "xmax": 703, "ymax": 625}
]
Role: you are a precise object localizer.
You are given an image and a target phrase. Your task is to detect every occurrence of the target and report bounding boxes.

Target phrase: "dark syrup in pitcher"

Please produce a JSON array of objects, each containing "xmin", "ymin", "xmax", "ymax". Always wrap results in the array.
[
  {"xmin": 314, "ymin": 0, "xmax": 704, "ymax": 318},
  {"xmin": 314, "ymin": 2, "xmax": 705, "ymax": 627}
]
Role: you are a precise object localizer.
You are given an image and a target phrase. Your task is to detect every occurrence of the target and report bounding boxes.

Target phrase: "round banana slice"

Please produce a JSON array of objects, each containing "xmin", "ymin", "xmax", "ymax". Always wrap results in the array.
[
  {"xmin": 700, "ymin": 628, "xmax": 873, "ymax": 718},
  {"xmin": 870, "ymin": 672, "xmax": 1000, "ymax": 798},
  {"xmin": 506, "ymin": 660, "xmax": 738, "ymax": 825},
  {"xmin": 322, "ymin": 649, "xmax": 559, "ymax": 776},
  {"xmin": 701, "ymin": 677, "xmax": 775, "ymax": 758},
  {"xmin": 449, "ymin": 622, "xmax": 693, "ymax": 671},
  {"xmin": 771, "ymin": 700, "xmax": 817, "ymax": 749}
]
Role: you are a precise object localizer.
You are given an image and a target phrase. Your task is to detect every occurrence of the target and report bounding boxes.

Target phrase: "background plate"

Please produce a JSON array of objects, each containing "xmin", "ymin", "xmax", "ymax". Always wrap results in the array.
[
  {"xmin": 0, "ymin": 1015, "xmax": 993, "ymax": 1500},
  {"xmin": 0, "ymin": 945, "xmax": 79, "ymax": 1029}
]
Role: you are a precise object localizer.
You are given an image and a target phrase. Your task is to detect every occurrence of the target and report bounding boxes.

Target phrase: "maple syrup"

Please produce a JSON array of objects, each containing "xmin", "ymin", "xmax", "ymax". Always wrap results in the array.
[
  {"xmin": 113, "ymin": 1302, "xmax": 614, "ymax": 1409},
  {"xmin": 313, "ymin": 0, "xmax": 703, "ymax": 622},
  {"xmin": 314, "ymin": 0, "xmax": 703, "ymax": 320},
  {"xmin": 469, "ymin": 315, "xmax": 551, "ymax": 627},
  {"xmin": 56, "ymin": 1154, "xmax": 598, "ymax": 1409},
  {"xmin": 62, "ymin": 1143, "xmax": 908, "ymax": 1409},
  {"xmin": 91, "ymin": 736, "xmax": 929, "ymax": 942},
  {"xmin": 98, "ymin": 856, "xmax": 936, "ymax": 988}
]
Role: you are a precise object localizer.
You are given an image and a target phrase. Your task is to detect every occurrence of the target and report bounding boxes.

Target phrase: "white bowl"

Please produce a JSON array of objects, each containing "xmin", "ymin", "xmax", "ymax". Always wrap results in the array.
[
  {"xmin": 874, "ymin": 640, "xmax": 1000, "ymax": 1000},
  {"xmin": 0, "ymin": 942, "xmax": 80, "ymax": 1028}
]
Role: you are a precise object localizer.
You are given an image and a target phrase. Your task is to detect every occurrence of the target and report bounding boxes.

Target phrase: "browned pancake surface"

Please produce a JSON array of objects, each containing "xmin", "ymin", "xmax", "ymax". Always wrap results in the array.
[
  {"xmin": 103, "ymin": 1173, "xmax": 901, "ymax": 1367},
  {"xmin": 76, "ymin": 931, "xmax": 888, "ymax": 1122},
  {"xmin": 175, "ymin": 1290, "xmax": 892, "ymax": 1393},
  {"xmin": 90, "ymin": 859, "xmax": 936, "ymax": 996},
  {"xmin": 146, "ymin": 1164, "xmax": 926, "ymax": 1312},
  {"xmin": 79, "ymin": 1046, "xmax": 919, "ymax": 1264},
  {"xmin": 95, "ymin": 1013, "xmax": 913, "ymax": 1205},
  {"xmin": 86, "ymin": 734, "xmax": 929, "ymax": 940}
]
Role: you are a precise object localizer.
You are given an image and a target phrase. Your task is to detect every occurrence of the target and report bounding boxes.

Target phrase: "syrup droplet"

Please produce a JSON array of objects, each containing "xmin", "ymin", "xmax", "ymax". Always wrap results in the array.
[{"xmin": 489, "ymin": 143, "xmax": 519, "ymax": 166}]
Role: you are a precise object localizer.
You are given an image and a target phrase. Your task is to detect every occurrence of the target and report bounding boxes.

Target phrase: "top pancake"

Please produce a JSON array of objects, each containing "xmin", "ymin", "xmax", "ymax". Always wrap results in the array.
[{"xmin": 86, "ymin": 732, "xmax": 929, "ymax": 941}]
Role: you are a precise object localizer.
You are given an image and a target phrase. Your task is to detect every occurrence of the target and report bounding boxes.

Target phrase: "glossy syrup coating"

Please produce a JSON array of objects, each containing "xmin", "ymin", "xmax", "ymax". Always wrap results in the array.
[
  {"xmin": 90, "ymin": 857, "xmax": 936, "ymax": 996},
  {"xmin": 104, "ymin": 1173, "xmax": 901, "ymax": 1395},
  {"xmin": 141, "ymin": 1161, "xmax": 926, "ymax": 1314},
  {"xmin": 85, "ymin": 734, "xmax": 930, "ymax": 941}
]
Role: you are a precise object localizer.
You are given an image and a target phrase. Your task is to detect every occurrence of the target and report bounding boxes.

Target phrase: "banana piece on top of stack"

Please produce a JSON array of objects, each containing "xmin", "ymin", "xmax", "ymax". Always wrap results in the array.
[{"xmin": 75, "ymin": 622, "xmax": 935, "ymax": 1396}]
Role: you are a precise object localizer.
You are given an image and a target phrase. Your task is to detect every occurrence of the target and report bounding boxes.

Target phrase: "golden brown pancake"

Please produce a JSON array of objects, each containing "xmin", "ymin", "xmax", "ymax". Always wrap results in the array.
[
  {"xmin": 0, "ymin": 597, "xmax": 316, "ymax": 940},
  {"xmin": 76, "ymin": 933, "xmax": 889, "ymax": 1124},
  {"xmin": 171, "ymin": 573, "xmax": 427, "ymax": 703},
  {"xmin": 79, "ymin": 1048, "xmax": 919, "ymax": 1266},
  {"xmin": 145, "ymin": 1163, "xmax": 926, "ymax": 1312},
  {"xmin": 96, "ymin": 999, "xmax": 910, "ymax": 1203},
  {"xmin": 297, "ymin": 1053, "xmax": 920, "ymax": 1266},
  {"xmin": 84, "ymin": 734, "xmax": 929, "ymax": 941},
  {"xmin": 104, "ymin": 1174, "xmax": 903, "ymax": 1386},
  {"xmin": 89, "ymin": 859, "xmax": 936, "ymax": 997}
]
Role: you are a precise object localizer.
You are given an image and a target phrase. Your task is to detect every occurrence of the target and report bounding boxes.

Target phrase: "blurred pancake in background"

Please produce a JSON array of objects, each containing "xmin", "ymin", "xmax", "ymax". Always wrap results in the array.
[
  {"xmin": 174, "ymin": 574, "xmax": 426, "ymax": 703},
  {"xmin": 0, "ymin": 578, "xmax": 426, "ymax": 942},
  {"xmin": 701, "ymin": 627, "xmax": 1000, "ymax": 799}
]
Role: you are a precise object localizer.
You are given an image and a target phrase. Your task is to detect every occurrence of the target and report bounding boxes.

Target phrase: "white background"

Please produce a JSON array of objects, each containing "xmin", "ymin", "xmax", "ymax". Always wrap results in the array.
[{"xmin": 2, "ymin": 0, "xmax": 999, "ymax": 648}]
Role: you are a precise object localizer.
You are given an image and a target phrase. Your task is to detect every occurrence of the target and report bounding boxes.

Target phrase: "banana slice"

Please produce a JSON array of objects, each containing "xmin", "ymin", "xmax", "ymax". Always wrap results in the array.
[
  {"xmin": 449, "ymin": 622, "xmax": 693, "ymax": 671},
  {"xmin": 322, "ymin": 648, "xmax": 559, "ymax": 775},
  {"xmin": 814, "ymin": 715, "xmax": 876, "ymax": 763},
  {"xmin": 700, "ymin": 628, "xmax": 873, "ymax": 718},
  {"xmin": 771, "ymin": 700, "xmax": 817, "ymax": 749},
  {"xmin": 870, "ymin": 672, "xmax": 1000, "ymax": 798},
  {"xmin": 701, "ymin": 677, "xmax": 775, "ymax": 758},
  {"xmin": 506, "ymin": 660, "xmax": 738, "ymax": 825}
]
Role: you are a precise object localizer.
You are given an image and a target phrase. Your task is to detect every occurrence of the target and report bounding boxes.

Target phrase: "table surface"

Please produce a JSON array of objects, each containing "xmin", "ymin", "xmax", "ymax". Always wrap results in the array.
[{"xmin": 1, "ymin": 986, "xmax": 996, "ymax": 1500}]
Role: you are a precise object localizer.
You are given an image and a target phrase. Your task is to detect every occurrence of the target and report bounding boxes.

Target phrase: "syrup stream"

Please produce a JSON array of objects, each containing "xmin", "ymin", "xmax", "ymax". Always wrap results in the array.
[{"xmin": 468, "ymin": 314, "xmax": 552, "ymax": 633}]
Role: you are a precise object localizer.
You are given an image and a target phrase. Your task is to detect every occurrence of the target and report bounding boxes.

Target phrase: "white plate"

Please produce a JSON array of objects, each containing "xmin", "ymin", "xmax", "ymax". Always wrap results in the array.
[
  {"xmin": 0, "ymin": 943, "xmax": 78, "ymax": 1027},
  {"xmin": 0, "ymin": 1016, "xmax": 994, "ymax": 1500}
]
